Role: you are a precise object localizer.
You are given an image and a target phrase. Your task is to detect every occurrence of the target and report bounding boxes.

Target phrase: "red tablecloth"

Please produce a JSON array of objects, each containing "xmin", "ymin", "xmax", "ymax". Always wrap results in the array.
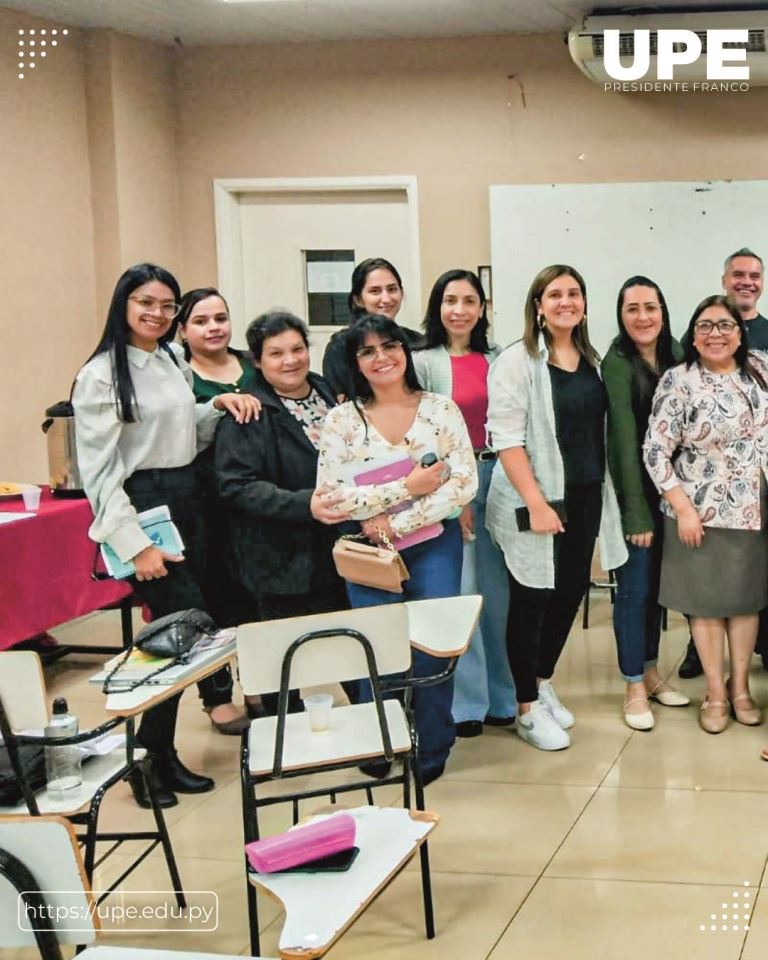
[{"xmin": 0, "ymin": 487, "xmax": 132, "ymax": 650}]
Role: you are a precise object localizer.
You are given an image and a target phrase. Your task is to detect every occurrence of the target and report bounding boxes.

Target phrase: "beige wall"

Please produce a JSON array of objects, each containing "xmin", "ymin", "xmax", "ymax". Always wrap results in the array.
[
  {"xmin": 0, "ymin": 12, "xmax": 179, "ymax": 481},
  {"xmin": 4, "ymin": 20, "xmax": 768, "ymax": 480},
  {"xmin": 175, "ymin": 33, "xmax": 768, "ymax": 311},
  {"xmin": 0, "ymin": 9, "xmax": 96, "ymax": 481}
]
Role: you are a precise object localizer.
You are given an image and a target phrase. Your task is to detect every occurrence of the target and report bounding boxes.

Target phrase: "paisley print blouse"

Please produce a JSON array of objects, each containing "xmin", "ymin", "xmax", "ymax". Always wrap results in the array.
[
  {"xmin": 643, "ymin": 353, "xmax": 768, "ymax": 531},
  {"xmin": 316, "ymin": 391, "xmax": 478, "ymax": 538}
]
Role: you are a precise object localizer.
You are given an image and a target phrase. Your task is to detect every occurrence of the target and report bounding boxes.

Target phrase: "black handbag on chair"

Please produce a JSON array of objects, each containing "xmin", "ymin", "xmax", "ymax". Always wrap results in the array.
[{"xmin": 102, "ymin": 609, "xmax": 217, "ymax": 693}]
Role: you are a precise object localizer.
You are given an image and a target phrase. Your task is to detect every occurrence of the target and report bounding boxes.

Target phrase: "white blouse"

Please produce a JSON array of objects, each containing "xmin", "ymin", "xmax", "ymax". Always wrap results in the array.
[
  {"xmin": 73, "ymin": 342, "xmax": 222, "ymax": 562},
  {"xmin": 316, "ymin": 392, "xmax": 478, "ymax": 537}
]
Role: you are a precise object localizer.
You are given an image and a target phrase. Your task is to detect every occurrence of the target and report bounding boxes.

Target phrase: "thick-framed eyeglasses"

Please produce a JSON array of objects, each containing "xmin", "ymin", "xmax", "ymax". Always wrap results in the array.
[
  {"xmin": 356, "ymin": 339, "xmax": 404, "ymax": 361},
  {"xmin": 128, "ymin": 295, "xmax": 181, "ymax": 319},
  {"xmin": 694, "ymin": 319, "xmax": 738, "ymax": 336}
]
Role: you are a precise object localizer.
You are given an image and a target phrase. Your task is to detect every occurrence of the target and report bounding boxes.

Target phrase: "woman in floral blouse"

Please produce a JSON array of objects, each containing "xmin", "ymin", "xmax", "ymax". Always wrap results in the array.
[
  {"xmin": 644, "ymin": 295, "xmax": 768, "ymax": 734},
  {"xmin": 317, "ymin": 313, "xmax": 478, "ymax": 784}
]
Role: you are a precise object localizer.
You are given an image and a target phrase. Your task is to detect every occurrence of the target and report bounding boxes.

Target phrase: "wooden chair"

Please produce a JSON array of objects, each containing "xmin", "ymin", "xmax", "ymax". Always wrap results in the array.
[
  {"xmin": 0, "ymin": 651, "xmax": 183, "ymax": 905},
  {"xmin": 0, "ymin": 815, "xmax": 266, "ymax": 960},
  {"xmin": 236, "ymin": 595, "xmax": 480, "ymax": 957}
]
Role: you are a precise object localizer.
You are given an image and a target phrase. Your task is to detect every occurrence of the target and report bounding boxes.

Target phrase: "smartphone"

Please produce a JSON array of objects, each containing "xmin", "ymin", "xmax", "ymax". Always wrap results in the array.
[{"xmin": 515, "ymin": 500, "xmax": 567, "ymax": 532}]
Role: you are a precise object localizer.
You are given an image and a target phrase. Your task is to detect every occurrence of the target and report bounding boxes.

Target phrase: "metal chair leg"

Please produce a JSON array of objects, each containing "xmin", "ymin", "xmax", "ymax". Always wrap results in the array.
[{"xmin": 143, "ymin": 758, "xmax": 185, "ymax": 908}]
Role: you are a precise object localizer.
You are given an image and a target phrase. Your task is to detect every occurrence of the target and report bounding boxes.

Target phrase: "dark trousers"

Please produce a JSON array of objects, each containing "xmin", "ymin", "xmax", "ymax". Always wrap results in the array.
[
  {"xmin": 125, "ymin": 465, "xmax": 224, "ymax": 752},
  {"xmin": 347, "ymin": 520, "xmax": 463, "ymax": 773},
  {"xmin": 506, "ymin": 484, "xmax": 602, "ymax": 705}
]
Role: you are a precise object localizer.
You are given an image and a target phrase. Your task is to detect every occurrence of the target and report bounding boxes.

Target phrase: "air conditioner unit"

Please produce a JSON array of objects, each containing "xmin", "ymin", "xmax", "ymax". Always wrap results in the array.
[{"xmin": 568, "ymin": 10, "xmax": 768, "ymax": 85}]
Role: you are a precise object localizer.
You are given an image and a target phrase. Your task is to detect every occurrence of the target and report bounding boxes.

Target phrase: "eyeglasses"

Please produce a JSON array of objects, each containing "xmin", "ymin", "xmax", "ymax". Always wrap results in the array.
[
  {"xmin": 694, "ymin": 319, "xmax": 738, "ymax": 336},
  {"xmin": 356, "ymin": 339, "xmax": 404, "ymax": 361},
  {"xmin": 128, "ymin": 296, "xmax": 181, "ymax": 319}
]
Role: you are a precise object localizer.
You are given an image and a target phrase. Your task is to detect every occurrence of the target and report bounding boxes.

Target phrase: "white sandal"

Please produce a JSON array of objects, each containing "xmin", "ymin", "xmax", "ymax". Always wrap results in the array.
[{"xmin": 647, "ymin": 680, "xmax": 690, "ymax": 708}]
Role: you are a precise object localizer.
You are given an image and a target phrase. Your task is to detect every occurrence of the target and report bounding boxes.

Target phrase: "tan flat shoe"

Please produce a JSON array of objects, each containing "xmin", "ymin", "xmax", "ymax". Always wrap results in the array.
[
  {"xmin": 729, "ymin": 691, "xmax": 762, "ymax": 726},
  {"xmin": 699, "ymin": 699, "xmax": 729, "ymax": 734}
]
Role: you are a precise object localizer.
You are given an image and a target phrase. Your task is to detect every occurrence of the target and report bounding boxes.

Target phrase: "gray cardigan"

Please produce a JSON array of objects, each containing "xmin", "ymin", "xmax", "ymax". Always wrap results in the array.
[{"xmin": 413, "ymin": 343, "xmax": 501, "ymax": 397}]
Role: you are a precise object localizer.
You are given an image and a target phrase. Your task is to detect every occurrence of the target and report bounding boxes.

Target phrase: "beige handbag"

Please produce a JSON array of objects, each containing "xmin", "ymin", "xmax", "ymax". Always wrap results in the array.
[{"xmin": 332, "ymin": 533, "xmax": 410, "ymax": 594}]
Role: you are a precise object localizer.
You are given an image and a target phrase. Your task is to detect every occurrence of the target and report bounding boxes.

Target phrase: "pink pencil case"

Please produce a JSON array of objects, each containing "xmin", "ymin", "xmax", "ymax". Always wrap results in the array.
[{"xmin": 245, "ymin": 813, "xmax": 356, "ymax": 873}]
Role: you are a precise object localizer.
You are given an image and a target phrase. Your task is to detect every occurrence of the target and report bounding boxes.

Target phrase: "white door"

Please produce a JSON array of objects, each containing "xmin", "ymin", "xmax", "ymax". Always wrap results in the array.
[{"xmin": 215, "ymin": 178, "xmax": 421, "ymax": 373}]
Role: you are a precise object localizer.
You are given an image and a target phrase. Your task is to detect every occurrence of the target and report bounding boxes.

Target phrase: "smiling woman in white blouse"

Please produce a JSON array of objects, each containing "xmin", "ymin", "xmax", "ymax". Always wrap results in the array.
[
  {"xmin": 316, "ymin": 313, "xmax": 477, "ymax": 785},
  {"xmin": 73, "ymin": 263, "xmax": 258, "ymax": 809}
]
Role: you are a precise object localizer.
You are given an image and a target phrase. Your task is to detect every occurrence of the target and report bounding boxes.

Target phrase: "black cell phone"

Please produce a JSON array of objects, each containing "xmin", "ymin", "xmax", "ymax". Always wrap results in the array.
[
  {"xmin": 420, "ymin": 453, "xmax": 438, "ymax": 468},
  {"xmin": 272, "ymin": 846, "xmax": 360, "ymax": 874},
  {"xmin": 515, "ymin": 500, "xmax": 567, "ymax": 532}
]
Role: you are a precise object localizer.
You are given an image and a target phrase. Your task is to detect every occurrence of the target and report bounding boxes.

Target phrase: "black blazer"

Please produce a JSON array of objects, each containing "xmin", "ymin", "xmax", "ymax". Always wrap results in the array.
[{"xmin": 214, "ymin": 371, "xmax": 339, "ymax": 597}]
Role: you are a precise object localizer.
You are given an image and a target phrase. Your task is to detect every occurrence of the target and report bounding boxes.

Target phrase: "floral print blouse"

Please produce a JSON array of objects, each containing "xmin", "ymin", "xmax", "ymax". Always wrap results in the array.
[
  {"xmin": 316, "ymin": 391, "xmax": 478, "ymax": 537},
  {"xmin": 643, "ymin": 353, "xmax": 768, "ymax": 531}
]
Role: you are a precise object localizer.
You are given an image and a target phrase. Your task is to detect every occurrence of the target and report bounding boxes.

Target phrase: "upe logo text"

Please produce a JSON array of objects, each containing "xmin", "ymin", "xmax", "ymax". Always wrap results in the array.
[{"xmin": 603, "ymin": 29, "xmax": 750, "ymax": 81}]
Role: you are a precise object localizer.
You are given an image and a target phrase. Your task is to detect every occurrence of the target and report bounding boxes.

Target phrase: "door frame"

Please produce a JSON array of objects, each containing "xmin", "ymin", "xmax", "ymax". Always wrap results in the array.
[{"xmin": 212, "ymin": 175, "xmax": 421, "ymax": 327}]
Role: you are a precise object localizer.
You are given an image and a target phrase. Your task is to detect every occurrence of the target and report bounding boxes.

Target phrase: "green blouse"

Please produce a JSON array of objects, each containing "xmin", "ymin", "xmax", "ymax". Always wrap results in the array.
[{"xmin": 190, "ymin": 352, "xmax": 258, "ymax": 403}]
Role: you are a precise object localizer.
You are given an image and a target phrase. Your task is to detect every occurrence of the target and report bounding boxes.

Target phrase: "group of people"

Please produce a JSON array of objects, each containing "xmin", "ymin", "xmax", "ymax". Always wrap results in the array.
[{"xmin": 72, "ymin": 248, "xmax": 768, "ymax": 808}]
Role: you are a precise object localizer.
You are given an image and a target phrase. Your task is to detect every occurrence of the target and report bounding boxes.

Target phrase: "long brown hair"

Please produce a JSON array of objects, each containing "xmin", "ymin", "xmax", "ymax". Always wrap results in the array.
[{"xmin": 523, "ymin": 264, "xmax": 599, "ymax": 367}]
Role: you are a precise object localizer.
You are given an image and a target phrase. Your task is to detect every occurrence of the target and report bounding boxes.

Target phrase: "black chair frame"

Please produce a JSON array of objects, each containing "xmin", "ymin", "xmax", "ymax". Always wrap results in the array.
[
  {"xmin": 241, "ymin": 625, "xmax": 458, "ymax": 957},
  {"xmin": 0, "ymin": 697, "xmax": 184, "ymax": 910},
  {"xmin": 0, "ymin": 845, "xmax": 64, "ymax": 960}
]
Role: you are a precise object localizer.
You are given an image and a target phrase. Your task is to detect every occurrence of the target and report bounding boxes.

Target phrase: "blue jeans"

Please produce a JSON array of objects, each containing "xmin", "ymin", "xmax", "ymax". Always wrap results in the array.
[
  {"xmin": 613, "ymin": 533, "xmax": 663, "ymax": 682},
  {"xmin": 346, "ymin": 519, "xmax": 462, "ymax": 773},
  {"xmin": 452, "ymin": 458, "xmax": 516, "ymax": 722}
]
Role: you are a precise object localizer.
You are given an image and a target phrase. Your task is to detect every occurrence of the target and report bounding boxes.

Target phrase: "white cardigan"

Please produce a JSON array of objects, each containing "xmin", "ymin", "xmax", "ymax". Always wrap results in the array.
[{"xmin": 486, "ymin": 340, "xmax": 627, "ymax": 589}]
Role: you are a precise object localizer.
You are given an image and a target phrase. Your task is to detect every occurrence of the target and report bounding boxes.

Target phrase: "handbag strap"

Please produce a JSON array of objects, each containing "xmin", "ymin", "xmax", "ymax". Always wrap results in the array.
[
  {"xmin": 101, "ymin": 647, "xmax": 189, "ymax": 694},
  {"xmin": 340, "ymin": 526, "xmax": 398, "ymax": 553}
]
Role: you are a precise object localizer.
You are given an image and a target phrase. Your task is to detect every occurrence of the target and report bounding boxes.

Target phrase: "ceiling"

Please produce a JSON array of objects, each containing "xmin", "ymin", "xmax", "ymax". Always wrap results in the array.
[{"xmin": 4, "ymin": 0, "xmax": 767, "ymax": 46}]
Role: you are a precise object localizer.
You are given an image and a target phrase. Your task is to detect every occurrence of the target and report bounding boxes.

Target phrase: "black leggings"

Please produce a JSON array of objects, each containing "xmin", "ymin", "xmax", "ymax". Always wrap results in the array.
[
  {"xmin": 125, "ymin": 465, "xmax": 230, "ymax": 752},
  {"xmin": 505, "ymin": 483, "xmax": 602, "ymax": 705}
]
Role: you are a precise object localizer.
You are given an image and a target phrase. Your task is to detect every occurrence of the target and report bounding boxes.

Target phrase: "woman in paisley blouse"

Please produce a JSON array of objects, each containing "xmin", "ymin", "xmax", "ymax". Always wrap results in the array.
[
  {"xmin": 644, "ymin": 295, "xmax": 768, "ymax": 734},
  {"xmin": 316, "ymin": 313, "xmax": 478, "ymax": 784}
]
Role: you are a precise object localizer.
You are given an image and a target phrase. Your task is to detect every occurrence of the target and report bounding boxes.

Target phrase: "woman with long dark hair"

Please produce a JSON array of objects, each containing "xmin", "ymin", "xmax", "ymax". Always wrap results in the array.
[
  {"xmin": 644, "ymin": 294, "xmax": 768, "ymax": 734},
  {"xmin": 322, "ymin": 258, "xmax": 422, "ymax": 400},
  {"xmin": 73, "ymin": 263, "xmax": 258, "ymax": 807},
  {"xmin": 602, "ymin": 277, "xmax": 688, "ymax": 730},
  {"xmin": 174, "ymin": 287, "xmax": 259, "ymax": 734},
  {"xmin": 317, "ymin": 314, "xmax": 477, "ymax": 783},
  {"xmin": 486, "ymin": 265, "xmax": 627, "ymax": 752},
  {"xmin": 414, "ymin": 269, "xmax": 515, "ymax": 736}
]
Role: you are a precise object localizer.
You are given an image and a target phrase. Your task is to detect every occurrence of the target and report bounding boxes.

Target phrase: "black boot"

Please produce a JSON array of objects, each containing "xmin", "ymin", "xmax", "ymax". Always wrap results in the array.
[
  {"xmin": 152, "ymin": 749, "xmax": 215, "ymax": 794},
  {"xmin": 678, "ymin": 638, "xmax": 703, "ymax": 680},
  {"xmin": 127, "ymin": 764, "xmax": 178, "ymax": 810}
]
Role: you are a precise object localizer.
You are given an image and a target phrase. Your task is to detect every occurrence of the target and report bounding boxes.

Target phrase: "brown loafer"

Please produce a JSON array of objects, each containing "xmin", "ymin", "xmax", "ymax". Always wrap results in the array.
[
  {"xmin": 203, "ymin": 705, "xmax": 250, "ymax": 735},
  {"xmin": 699, "ymin": 699, "xmax": 729, "ymax": 734}
]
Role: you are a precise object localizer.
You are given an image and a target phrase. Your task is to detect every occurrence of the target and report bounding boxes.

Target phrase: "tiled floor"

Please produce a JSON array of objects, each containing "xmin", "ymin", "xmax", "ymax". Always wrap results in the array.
[{"xmin": 5, "ymin": 596, "xmax": 768, "ymax": 959}]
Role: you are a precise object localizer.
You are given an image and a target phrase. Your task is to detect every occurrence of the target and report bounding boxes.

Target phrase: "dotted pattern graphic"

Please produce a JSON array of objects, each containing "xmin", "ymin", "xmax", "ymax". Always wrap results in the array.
[
  {"xmin": 699, "ymin": 883, "xmax": 752, "ymax": 933},
  {"xmin": 17, "ymin": 26, "xmax": 68, "ymax": 79}
]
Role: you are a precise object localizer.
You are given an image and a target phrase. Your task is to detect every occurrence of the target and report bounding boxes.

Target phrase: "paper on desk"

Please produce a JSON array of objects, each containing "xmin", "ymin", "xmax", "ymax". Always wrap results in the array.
[
  {"xmin": 10, "ymin": 729, "xmax": 127, "ymax": 759},
  {"xmin": 0, "ymin": 512, "xmax": 35, "ymax": 524}
]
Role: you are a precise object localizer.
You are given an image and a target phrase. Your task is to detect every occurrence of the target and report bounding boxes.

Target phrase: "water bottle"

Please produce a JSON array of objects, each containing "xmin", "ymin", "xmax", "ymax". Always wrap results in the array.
[{"xmin": 44, "ymin": 697, "xmax": 82, "ymax": 801}]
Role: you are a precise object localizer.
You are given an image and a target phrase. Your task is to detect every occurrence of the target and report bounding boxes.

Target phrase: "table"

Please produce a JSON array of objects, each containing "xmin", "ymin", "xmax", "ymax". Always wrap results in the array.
[{"xmin": 0, "ymin": 487, "xmax": 132, "ymax": 653}]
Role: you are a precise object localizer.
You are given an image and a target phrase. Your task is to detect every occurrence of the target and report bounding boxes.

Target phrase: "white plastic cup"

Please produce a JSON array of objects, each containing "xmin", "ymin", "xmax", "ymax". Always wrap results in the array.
[
  {"xmin": 22, "ymin": 486, "xmax": 41, "ymax": 511},
  {"xmin": 304, "ymin": 693, "xmax": 334, "ymax": 732}
]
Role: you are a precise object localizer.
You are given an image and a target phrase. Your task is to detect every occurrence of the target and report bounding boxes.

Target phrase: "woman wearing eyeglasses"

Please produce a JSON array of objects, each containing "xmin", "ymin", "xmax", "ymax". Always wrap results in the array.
[
  {"xmin": 413, "ymin": 269, "xmax": 516, "ymax": 737},
  {"xmin": 644, "ymin": 295, "xmax": 768, "ymax": 734},
  {"xmin": 73, "ymin": 263, "xmax": 258, "ymax": 808},
  {"xmin": 316, "ymin": 314, "xmax": 477, "ymax": 784}
]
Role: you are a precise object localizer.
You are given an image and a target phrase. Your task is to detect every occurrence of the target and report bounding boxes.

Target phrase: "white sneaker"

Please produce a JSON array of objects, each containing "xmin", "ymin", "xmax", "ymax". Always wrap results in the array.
[
  {"xmin": 538, "ymin": 679, "xmax": 574, "ymax": 729},
  {"xmin": 516, "ymin": 701, "xmax": 571, "ymax": 751}
]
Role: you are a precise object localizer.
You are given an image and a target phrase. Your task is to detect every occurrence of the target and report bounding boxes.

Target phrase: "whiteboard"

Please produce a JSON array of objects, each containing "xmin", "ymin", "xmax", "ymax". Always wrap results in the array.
[{"xmin": 489, "ymin": 180, "xmax": 768, "ymax": 356}]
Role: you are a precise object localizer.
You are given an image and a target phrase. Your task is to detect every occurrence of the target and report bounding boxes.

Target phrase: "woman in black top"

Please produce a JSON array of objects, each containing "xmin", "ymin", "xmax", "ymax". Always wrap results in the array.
[
  {"xmin": 215, "ymin": 310, "xmax": 350, "ymax": 656},
  {"xmin": 322, "ymin": 258, "xmax": 423, "ymax": 400}
]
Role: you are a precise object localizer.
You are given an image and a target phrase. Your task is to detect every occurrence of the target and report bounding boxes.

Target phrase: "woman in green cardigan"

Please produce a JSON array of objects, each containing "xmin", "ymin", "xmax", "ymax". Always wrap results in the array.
[{"xmin": 602, "ymin": 276, "xmax": 688, "ymax": 731}]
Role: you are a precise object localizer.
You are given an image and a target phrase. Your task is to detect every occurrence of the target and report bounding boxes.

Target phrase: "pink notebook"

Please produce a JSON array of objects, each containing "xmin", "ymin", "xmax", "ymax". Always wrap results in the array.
[
  {"xmin": 245, "ymin": 814, "xmax": 356, "ymax": 873},
  {"xmin": 354, "ymin": 456, "xmax": 443, "ymax": 550}
]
